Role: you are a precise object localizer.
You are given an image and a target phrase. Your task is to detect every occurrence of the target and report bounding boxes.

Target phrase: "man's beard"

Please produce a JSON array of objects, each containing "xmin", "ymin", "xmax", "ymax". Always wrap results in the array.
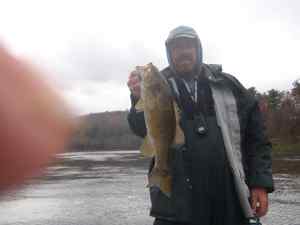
[
  {"xmin": 177, "ymin": 53, "xmax": 194, "ymax": 63},
  {"xmin": 176, "ymin": 53, "xmax": 196, "ymax": 69},
  {"xmin": 175, "ymin": 59, "xmax": 197, "ymax": 79},
  {"xmin": 176, "ymin": 65, "xmax": 197, "ymax": 80}
]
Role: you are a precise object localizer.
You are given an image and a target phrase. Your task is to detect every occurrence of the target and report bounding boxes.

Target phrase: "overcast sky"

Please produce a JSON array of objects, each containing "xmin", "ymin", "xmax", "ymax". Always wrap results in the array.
[{"xmin": 0, "ymin": 0, "xmax": 299, "ymax": 114}]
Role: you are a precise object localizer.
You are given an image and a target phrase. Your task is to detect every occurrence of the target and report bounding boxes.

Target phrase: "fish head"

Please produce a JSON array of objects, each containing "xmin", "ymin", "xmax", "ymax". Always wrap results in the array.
[{"xmin": 137, "ymin": 63, "xmax": 169, "ymax": 96}]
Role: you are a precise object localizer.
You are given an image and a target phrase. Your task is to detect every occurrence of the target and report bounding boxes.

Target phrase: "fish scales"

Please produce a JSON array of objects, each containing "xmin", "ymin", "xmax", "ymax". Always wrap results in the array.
[{"xmin": 135, "ymin": 63, "xmax": 176, "ymax": 197}]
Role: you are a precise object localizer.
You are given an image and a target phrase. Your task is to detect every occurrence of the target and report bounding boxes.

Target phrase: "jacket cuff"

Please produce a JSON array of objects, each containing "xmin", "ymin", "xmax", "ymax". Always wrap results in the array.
[
  {"xmin": 248, "ymin": 172, "xmax": 274, "ymax": 193},
  {"xmin": 130, "ymin": 94, "xmax": 140, "ymax": 107}
]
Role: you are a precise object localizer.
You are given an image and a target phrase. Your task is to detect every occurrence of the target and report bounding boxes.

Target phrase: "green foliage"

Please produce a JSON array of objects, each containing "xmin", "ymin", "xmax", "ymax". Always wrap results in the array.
[
  {"xmin": 292, "ymin": 79, "xmax": 300, "ymax": 96},
  {"xmin": 253, "ymin": 79, "xmax": 300, "ymax": 153},
  {"xmin": 265, "ymin": 89, "xmax": 284, "ymax": 111},
  {"xmin": 247, "ymin": 87, "xmax": 261, "ymax": 99}
]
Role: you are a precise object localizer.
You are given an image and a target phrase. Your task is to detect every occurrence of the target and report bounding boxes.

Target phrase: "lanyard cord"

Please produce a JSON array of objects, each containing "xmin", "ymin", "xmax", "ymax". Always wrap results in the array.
[{"xmin": 181, "ymin": 78, "xmax": 198, "ymax": 104}]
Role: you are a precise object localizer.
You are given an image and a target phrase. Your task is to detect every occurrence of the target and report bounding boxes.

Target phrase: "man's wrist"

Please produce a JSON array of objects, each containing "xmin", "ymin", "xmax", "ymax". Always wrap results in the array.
[
  {"xmin": 130, "ymin": 94, "xmax": 140, "ymax": 107},
  {"xmin": 250, "ymin": 187, "xmax": 267, "ymax": 192}
]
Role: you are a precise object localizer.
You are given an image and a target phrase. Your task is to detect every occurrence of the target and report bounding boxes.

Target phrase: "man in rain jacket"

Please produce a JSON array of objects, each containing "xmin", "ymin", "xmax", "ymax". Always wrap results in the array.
[{"xmin": 127, "ymin": 26, "xmax": 274, "ymax": 225}]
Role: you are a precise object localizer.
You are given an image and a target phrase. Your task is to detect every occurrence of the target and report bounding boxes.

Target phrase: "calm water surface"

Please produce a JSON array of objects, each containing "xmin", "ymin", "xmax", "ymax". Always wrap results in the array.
[{"xmin": 0, "ymin": 151, "xmax": 299, "ymax": 225}]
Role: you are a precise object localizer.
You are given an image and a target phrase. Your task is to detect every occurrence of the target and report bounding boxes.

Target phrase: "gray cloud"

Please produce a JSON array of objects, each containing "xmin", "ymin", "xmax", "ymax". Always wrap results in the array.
[
  {"xmin": 243, "ymin": 0, "xmax": 300, "ymax": 31},
  {"xmin": 2, "ymin": 0, "xmax": 299, "ymax": 114},
  {"xmin": 58, "ymin": 39, "xmax": 164, "ymax": 84}
]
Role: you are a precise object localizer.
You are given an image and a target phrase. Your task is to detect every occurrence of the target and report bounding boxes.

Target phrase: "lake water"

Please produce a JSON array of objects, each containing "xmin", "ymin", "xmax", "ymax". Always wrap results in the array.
[{"xmin": 0, "ymin": 151, "xmax": 299, "ymax": 225}]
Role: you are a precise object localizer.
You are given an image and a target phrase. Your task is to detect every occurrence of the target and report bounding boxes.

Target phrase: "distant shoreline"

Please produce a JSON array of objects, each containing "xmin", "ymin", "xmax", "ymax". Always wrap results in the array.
[{"xmin": 67, "ymin": 147, "xmax": 300, "ymax": 156}]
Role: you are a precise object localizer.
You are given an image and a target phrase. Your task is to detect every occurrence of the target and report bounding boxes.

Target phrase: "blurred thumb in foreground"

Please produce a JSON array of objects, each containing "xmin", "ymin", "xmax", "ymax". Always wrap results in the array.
[{"xmin": 0, "ymin": 46, "xmax": 74, "ymax": 193}]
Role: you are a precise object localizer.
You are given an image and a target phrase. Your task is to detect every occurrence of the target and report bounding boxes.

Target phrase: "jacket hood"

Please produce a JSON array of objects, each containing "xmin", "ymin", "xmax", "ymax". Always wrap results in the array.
[{"xmin": 165, "ymin": 26, "xmax": 203, "ymax": 73}]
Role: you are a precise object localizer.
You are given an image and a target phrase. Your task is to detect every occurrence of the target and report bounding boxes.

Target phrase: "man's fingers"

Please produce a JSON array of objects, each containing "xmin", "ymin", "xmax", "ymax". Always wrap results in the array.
[
  {"xmin": 131, "ymin": 84, "xmax": 141, "ymax": 96},
  {"xmin": 127, "ymin": 70, "xmax": 141, "ymax": 90},
  {"xmin": 256, "ymin": 194, "xmax": 268, "ymax": 217},
  {"xmin": 127, "ymin": 76, "xmax": 140, "ymax": 88},
  {"xmin": 130, "ymin": 70, "xmax": 140, "ymax": 77},
  {"xmin": 127, "ymin": 69, "xmax": 142, "ymax": 98},
  {"xmin": 256, "ymin": 205, "xmax": 267, "ymax": 217},
  {"xmin": 256, "ymin": 204, "xmax": 268, "ymax": 217},
  {"xmin": 251, "ymin": 191, "xmax": 258, "ymax": 211},
  {"xmin": 129, "ymin": 71, "xmax": 140, "ymax": 82},
  {"xmin": 127, "ymin": 71, "xmax": 141, "ymax": 98},
  {"xmin": 251, "ymin": 188, "xmax": 269, "ymax": 217}
]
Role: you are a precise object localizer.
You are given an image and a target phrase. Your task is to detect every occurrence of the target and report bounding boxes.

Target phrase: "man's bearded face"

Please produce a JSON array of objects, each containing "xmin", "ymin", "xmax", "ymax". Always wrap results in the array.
[{"xmin": 169, "ymin": 37, "xmax": 197, "ymax": 74}]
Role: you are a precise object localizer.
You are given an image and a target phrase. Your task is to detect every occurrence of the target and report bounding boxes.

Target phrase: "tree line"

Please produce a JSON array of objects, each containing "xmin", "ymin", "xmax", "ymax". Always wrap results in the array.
[
  {"xmin": 69, "ymin": 110, "xmax": 142, "ymax": 150},
  {"xmin": 69, "ymin": 79, "xmax": 300, "ymax": 153},
  {"xmin": 248, "ymin": 79, "xmax": 300, "ymax": 149}
]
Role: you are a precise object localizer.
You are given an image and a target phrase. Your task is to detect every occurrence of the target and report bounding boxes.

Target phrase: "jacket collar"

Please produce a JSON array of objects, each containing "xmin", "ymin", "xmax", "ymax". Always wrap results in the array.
[{"xmin": 162, "ymin": 63, "xmax": 224, "ymax": 83}]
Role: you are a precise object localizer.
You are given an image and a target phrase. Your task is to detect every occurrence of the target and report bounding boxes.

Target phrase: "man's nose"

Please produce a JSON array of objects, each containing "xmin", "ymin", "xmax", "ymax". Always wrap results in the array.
[{"xmin": 179, "ymin": 48, "xmax": 192, "ymax": 55}]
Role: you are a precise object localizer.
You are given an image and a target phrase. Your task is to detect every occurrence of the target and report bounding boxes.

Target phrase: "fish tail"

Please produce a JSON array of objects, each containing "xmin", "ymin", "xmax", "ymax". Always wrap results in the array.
[{"xmin": 148, "ymin": 168, "xmax": 172, "ymax": 198}]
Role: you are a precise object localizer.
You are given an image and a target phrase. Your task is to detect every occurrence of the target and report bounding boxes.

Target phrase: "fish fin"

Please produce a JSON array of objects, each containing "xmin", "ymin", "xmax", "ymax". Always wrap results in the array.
[
  {"xmin": 160, "ymin": 175, "xmax": 172, "ymax": 198},
  {"xmin": 148, "ymin": 168, "xmax": 172, "ymax": 198},
  {"xmin": 172, "ymin": 101, "xmax": 185, "ymax": 145},
  {"xmin": 134, "ymin": 98, "xmax": 144, "ymax": 111},
  {"xmin": 140, "ymin": 136, "xmax": 154, "ymax": 157}
]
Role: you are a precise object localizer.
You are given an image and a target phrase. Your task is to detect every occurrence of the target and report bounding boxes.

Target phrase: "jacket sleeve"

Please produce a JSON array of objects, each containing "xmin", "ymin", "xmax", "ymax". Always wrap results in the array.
[
  {"xmin": 245, "ymin": 100, "xmax": 274, "ymax": 193},
  {"xmin": 127, "ymin": 94, "xmax": 147, "ymax": 138}
]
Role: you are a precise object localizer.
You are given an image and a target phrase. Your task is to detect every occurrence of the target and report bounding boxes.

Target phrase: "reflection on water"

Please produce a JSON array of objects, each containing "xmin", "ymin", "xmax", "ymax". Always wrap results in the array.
[{"xmin": 0, "ymin": 151, "xmax": 299, "ymax": 225}]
